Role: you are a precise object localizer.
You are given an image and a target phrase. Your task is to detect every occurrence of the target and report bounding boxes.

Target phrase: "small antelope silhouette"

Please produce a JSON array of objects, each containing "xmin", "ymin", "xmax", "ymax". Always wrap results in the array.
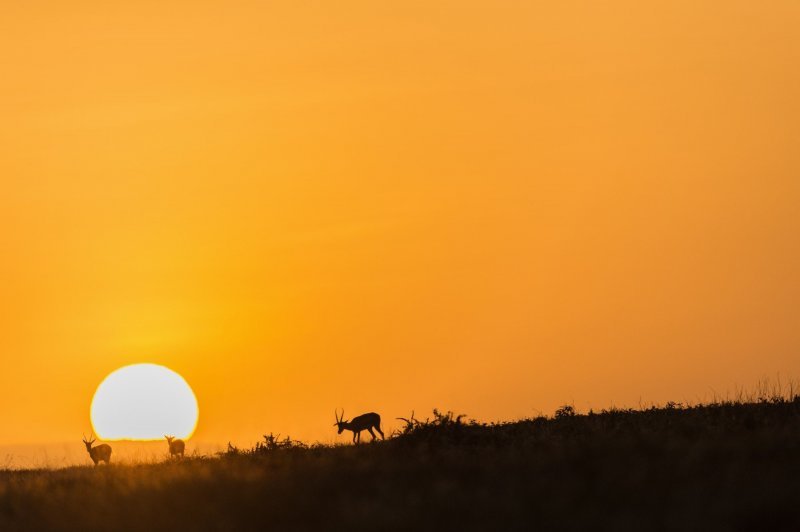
[
  {"xmin": 334, "ymin": 409, "xmax": 384, "ymax": 443},
  {"xmin": 82, "ymin": 433, "xmax": 112, "ymax": 465},
  {"xmin": 165, "ymin": 435, "xmax": 185, "ymax": 458}
]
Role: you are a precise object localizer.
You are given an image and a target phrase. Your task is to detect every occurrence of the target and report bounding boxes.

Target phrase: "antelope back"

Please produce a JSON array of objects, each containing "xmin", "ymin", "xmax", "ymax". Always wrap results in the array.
[
  {"xmin": 350, "ymin": 412, "xmax": 381, "ymax": 430},
  {"xmin": 91, "ymin": 443, "xmax": 112, "ymax": 462}
]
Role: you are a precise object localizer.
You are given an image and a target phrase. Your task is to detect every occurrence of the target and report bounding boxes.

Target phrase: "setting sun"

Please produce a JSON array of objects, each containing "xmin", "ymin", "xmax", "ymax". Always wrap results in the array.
[{"xmin": 90, "ymin": 364, "xmax": 199, "ymax": 441}]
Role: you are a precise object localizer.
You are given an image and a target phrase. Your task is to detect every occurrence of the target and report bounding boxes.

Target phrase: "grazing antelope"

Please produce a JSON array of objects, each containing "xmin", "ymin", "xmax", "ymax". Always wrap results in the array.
[
  {"xmin": 334, "ymin": 409, "xmax": 384, "ymax": 443},
  {"xmin": 165, "ymin": 435, "xmax": 185, "ymax": 458},
  {"xmin": 82, "ymin": 434, "xmax": 112, "ymax": 465}
]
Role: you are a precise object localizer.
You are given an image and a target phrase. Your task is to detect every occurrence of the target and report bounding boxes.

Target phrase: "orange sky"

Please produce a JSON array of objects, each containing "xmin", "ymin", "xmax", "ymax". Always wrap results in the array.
[{"xmin": 1, "ymin": 1, "xmax": 799, "ymax": 446}]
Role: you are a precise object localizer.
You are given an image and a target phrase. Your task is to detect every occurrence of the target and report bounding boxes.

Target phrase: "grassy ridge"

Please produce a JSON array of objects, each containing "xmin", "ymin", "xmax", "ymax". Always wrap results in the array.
[{"xmin": 2, "ymin": 400, "xmax": 800, "ymax": 531}]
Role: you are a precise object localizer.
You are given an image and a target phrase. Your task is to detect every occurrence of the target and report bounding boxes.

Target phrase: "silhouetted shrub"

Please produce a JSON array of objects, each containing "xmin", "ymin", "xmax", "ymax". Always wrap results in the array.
[{"xmin": 554, "ymin": 404, "xmax": 576, "ymax": 418}]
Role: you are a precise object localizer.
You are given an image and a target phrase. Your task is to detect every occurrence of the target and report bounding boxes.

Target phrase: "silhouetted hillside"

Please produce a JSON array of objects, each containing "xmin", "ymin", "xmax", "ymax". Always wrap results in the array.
[{"xmin": 2, "ymin": 399, "xmax": 800, "ymax": 531}]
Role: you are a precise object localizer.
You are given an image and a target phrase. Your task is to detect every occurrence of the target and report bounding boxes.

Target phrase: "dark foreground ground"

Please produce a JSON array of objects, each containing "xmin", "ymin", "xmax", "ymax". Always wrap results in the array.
[{"xmin": 1, "ymin": 400, "xmax": 799, "ymax": 531}]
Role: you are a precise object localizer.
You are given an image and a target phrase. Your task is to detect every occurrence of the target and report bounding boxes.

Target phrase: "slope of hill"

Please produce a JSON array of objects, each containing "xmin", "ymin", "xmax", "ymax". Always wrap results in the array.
[{"xmin": 2, "ymin": 400, "xmax": 799, "ymax": 531}]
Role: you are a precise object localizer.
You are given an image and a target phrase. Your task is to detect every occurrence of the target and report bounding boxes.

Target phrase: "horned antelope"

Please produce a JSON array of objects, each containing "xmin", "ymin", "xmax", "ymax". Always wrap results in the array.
[
  {"xmin": 82, "ymin": 434, "xmax": 112, "ymax": 465},
  {"xmin": 165, "ymin": 435, "xmax": 186, "ymax": 458},
  {"xmin": 334, "ymin": 409, "xmax": 384, "ymax": 443}
]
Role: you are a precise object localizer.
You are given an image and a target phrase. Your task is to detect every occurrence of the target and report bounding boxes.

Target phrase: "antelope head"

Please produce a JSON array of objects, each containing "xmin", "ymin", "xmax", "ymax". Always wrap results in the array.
[
  {"xmin": 82, "ymin": 433, "xmax": 96, "ymax": 452},
  {"xmin": 165, "ymin": 435, "xmax": 175, "ymax": 444},
  {"xmin": 334, "ymin": 409, "xmax": 348, "ymax": 434}
]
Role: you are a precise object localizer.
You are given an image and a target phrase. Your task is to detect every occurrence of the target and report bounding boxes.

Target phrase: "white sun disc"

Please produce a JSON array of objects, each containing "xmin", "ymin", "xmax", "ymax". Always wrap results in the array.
[{"xmin": 90, "ymin": 363, "xmax": 199, "ymax": 440}]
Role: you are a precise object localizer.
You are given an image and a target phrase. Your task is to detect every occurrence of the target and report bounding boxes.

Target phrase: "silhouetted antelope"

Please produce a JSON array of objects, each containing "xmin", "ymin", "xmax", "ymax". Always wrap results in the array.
[
  {"xmin": 82, "ymin": 434, "xmax": 112, "ymax": 465},
  {"xmin": 334, "ymin": 409, "xmax": 384, "ymax": 443},
  {"xmin": 165, "ymin": 435, "xmax": 185, "ymax": 458}
]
